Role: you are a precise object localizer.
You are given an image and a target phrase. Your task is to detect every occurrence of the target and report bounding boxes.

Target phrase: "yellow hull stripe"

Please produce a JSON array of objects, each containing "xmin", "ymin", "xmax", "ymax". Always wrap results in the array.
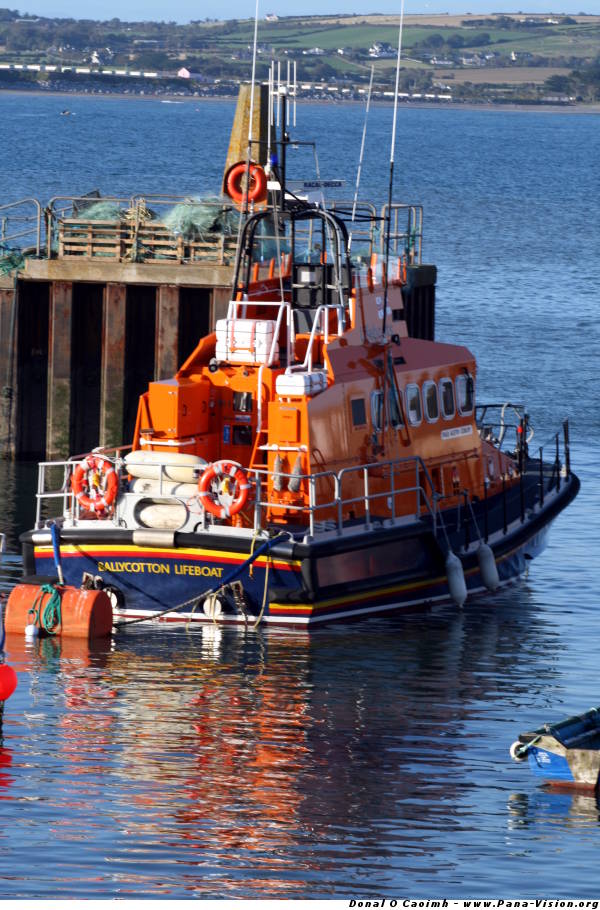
[
  {"xmin": 271, "ymin": 573, "xmax": 444, "ymax": 616},
  {"xmin": 34, "ymin": 543, "xmax": 301, "ymax": 570}
]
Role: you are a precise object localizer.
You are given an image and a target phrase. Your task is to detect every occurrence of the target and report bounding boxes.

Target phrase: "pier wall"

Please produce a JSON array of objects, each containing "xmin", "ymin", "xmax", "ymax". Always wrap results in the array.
[
  {"xmin": 0, "ymin": 263, "xmax": 436, "ymax": 460},
  {"xmin": 0, "ymin": 271, "xmax": 225, "ymax": 459}
]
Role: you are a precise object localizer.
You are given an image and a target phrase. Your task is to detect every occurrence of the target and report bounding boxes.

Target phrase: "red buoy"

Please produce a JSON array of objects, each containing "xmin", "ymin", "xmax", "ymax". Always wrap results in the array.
[{"xmin": 0, "ymin": 664, "xmax": 17, "ymax": 702}]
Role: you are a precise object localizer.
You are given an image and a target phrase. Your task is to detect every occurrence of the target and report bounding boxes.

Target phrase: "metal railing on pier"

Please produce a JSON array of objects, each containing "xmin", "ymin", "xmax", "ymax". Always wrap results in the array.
[
  {"xmin": 0, "ymin": 198, "xmax": 42, "ymax": 258},
  {"xmin": 0, "ymin": 192, "xmax": 425, "ymax": 271}
]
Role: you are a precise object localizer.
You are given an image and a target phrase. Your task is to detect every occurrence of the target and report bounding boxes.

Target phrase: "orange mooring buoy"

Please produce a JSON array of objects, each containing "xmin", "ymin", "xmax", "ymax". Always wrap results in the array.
[{"xmin": 5, "ymin": 584, "xmax": 113, "ymax": 639}]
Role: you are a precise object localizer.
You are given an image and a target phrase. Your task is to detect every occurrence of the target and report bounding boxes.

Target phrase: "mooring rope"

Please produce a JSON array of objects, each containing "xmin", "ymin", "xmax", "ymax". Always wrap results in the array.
[{"xmin": 28, "ymin": 583, "xmax": 62, "ymax": 635}]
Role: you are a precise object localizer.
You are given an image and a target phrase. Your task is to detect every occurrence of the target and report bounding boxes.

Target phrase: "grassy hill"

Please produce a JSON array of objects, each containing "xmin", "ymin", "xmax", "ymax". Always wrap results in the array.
[{"xmin": 0, "ymin": 11, "xmax": 599, "ymax": 102}]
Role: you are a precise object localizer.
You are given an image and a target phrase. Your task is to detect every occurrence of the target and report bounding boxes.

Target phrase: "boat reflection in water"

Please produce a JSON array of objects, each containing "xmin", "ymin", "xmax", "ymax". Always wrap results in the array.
[
  {"xmin": 1, "ymin": 586, "xmax": 563, "ymax": 897},
  {"xmin": 508, "ymin": 790, "xmax": 600, "ymax": 832}
]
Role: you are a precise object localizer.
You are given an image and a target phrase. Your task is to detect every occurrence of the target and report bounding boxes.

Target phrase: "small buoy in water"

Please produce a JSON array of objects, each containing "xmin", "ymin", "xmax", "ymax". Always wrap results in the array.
[
  {"xmin": 25, "ymin": 623, "xmax": 39, "ymax": 639},
  {"xmin": 203, "ymin": 596, "xmax": 223, "ymax": 620},
  {"xmin": 478, "ymin": 542, "xmax": 500, "ymax": 592},
  {"xmin": 0, "ymin": 663, "xmax": 17, "ymax": 702},
  {"xmin": 446, "ymin": 550, "xmax": 467, "ymax": 607}
]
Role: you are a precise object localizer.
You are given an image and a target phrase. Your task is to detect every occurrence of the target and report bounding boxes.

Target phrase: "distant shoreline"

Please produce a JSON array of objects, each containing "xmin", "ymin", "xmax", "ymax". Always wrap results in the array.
[{"xmin": 1, "ymin": 86, "xmax": 600, "ymax": 115}]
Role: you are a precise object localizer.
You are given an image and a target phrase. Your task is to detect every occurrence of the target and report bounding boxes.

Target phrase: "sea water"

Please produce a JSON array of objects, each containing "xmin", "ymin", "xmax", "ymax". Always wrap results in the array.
[{"xmin": 0, "ymin": 92, "xmax": 599, "ymax": 898}]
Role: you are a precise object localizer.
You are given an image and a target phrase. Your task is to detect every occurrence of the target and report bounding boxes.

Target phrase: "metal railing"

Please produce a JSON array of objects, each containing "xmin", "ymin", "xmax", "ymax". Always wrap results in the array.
[
  {"xmin": 0, "ymin": 193, "xmax": 426, "ymax": 272},
  {"xmin": 476, "ymin": 413, "xmax": 572, "ymax": 542},
  {"xmin": 34, "ymin": 451, "xmax": 439, "ymax": 539},
  {"xmin": 33, "ymin": 422, "xmax": 574, "ymax": 553},
  {"xmin": 0, "ymin": 198, "xmax": 43, "ymax": 257},
  {"xmin": 381, "ymin": 204, "xmax": 423, "ymax": 265}
]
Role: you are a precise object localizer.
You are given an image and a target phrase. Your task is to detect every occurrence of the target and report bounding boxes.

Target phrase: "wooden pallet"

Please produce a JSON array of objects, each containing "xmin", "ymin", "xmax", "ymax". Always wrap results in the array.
[{"xmin": 57, "ymin": 218, "xmax": 238, "ymax": 264}]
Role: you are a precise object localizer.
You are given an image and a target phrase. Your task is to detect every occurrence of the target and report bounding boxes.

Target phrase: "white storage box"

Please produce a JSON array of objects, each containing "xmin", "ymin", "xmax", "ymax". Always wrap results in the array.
[
  {"xmin": 276, "ymin": 370, "xmax": 328, "ymax": 397},
  {"xmin": 215, "ymin": 318, "xmax": 278, "ymax": 365}
]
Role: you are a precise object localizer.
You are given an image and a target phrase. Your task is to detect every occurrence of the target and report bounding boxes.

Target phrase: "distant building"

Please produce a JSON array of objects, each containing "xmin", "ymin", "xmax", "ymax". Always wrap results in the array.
[
  {"xmin": 369, "ymin": 42, "xmax": 396, "ymax": 59},
  {"xmin": 177, "ymin": 67, "xmax": 191, "ymax": 79},
  {"xmin": 265, "ymin": 13, "xmax": 279, "ymax": 21}
]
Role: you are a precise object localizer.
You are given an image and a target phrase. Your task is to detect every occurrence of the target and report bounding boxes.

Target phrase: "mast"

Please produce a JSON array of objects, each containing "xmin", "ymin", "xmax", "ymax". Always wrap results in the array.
[{"xmin": 382, "ymin": 0, "xmax": 405, "ymax": 338}]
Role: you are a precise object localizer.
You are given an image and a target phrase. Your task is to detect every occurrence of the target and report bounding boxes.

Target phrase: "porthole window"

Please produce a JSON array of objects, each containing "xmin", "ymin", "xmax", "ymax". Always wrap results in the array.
[
  {"xmin": 423, "ymin": 381, "xmax": 439, "ymax": 423},
  {"xmin": 439, "ymin": 378, "xmax": 455, "ymax": 419},
  {"xmin": 406, "ymin": 384, "xmax": 422, "ymax": 426},
  {"xmin": 456, "ymin": 373, "xmax": 475, "ymax": 415},
  {"xmin": 351, "ymin": 397, "xmax": 367, "ymax": 428}
]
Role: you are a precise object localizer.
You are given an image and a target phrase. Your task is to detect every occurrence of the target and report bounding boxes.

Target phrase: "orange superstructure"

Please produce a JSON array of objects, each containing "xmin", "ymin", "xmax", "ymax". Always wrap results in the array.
[{"xmin": 130, "ymin": 215, "xmax": 512, "ymax": 535}]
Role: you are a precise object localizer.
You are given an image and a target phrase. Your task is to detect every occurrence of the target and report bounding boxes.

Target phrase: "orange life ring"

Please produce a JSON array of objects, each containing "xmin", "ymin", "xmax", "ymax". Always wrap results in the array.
[
  {"xmin": 198, "ymin": 460, "xmax": 251, "ymax": 519},
  {"xmin": 225, "ymin": 162, "xmax": 267, "ymax": 205},
  {"xmin": 71, "ymin": 454, "xmax": 119, "ymax": 514}
]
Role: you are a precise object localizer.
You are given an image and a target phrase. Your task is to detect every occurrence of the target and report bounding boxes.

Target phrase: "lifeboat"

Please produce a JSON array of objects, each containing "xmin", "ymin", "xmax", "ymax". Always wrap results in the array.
[{"xmin": 18, "ymin": 88, "xmax": 579, "ymax": 630}]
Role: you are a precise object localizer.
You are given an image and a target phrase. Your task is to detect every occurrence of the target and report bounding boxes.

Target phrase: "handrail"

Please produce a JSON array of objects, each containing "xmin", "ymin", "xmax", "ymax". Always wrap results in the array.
[
  {"xmin": 380, "ymin": 203, "xmax": 423, "ymax": 265},
  {"xmin": 288, "ymin": 303, "xmax": 337, "ymax": 373},
  {"xmin": 34, "ymin": 451, "xmax": 440, "ymax": 536},
  {"xmin": 0, "ymin": 197, "xmax": 42, "ymax": 256}
]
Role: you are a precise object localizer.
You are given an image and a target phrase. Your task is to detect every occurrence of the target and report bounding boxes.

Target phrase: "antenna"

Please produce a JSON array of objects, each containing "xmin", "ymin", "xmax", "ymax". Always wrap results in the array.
[
  {"xmin": 348, "ymin": 64, "xmax": 375, "ymax": 254},
  {"xmin": 382, "ymin": 0, "xmax": 405, "ymax": 338}
]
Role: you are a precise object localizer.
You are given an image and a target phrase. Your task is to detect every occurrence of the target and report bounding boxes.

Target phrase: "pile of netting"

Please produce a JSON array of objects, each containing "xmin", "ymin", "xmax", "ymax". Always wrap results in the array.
[
  {"xmin": 71, "ymin": 200, "xmax": 128, "ymax": 222},
  {"xmin": 161, "ymin": 197, "xmax": 240, "ymax": 241},
  {"xmin": 0, "ymin": 244, "xmax": 25, "ymax": 276}
]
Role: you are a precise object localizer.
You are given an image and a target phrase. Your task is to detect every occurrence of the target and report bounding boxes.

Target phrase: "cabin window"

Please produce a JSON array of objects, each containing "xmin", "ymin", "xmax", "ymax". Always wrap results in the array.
[
  {"xmin": 233, "ymin": 391, "xmax": 253, "ymax": 413},
  {"xmin": 439, "ymin": 378, "xmax": 455, "ymax": 419},
  {"xmin": 351, "ymin": 397, "xmax": 367, "ymax": 428},
  {"xmin": 371, "ymin": 391, "xmax": 384, "ymax": 431},
  {"xmin": 423, "ymin": 381, "xmax": 439, "ymax": 423},
  {"xmin": 406, "ymin": 384, "xmax": 422, "ymax": 426},
  {"xmin": 232, "ymin": 425, "xmax": 252, "ymax": 445},
  {"xmin": 456, "ymin": 373, "xmax": 475, "ymax": 415}
]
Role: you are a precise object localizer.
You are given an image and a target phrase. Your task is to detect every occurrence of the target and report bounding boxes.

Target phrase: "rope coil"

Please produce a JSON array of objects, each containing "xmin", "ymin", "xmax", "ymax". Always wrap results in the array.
[{"xmin": 28, "ymin": 583, "xmax": 62, "ymax": 635}]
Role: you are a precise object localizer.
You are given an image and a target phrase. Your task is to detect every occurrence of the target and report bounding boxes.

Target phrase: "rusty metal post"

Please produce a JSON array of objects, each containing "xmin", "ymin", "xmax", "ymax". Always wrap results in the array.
[
  {"xmin": 100, "ymin": 283, "xmax": 126, "ymax": 448},
  {"xmin": 46, "ymin": 280, "xmax": 73, "ymax": 459},
  {"xmin": 155, "ymin": 285, "xmax": 180, "ymax": 380},
  {"xmin": 0, "ymin": 285, "xmax": 17, "ymax": 457}
]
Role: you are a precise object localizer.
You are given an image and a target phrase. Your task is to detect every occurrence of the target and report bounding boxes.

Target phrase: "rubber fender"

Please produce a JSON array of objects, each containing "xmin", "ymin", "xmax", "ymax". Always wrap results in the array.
[
  {"xmin": 477, "ymin": 542, "xmax": 500, "ymax": 592},
  {"xmin": 445, "ymin": 551, "xmax": 467, "ymax": 607},
  {"xmin": 5, "ymin": 583, "xmax": 113, "ymax": 639}
]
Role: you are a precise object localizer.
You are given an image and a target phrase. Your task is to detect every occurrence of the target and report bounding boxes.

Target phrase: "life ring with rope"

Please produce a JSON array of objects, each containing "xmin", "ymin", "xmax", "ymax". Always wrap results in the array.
[
  {"xmin": 71, "ymin": 454, "xmax": 119, "ymax": 514},
  {"xmin": 225, "ymin": 161, "xmax": 267, "ymax": 205},
  {"xmin": 198, "ymin": 460, "xmax": 251, "ymax": 519}
]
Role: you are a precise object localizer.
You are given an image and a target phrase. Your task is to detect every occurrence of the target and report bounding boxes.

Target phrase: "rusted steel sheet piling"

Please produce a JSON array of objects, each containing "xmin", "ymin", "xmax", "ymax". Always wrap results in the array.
[{"xmin": 100, "ymin": 283, "xmax": 126, "ymax": 450}]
